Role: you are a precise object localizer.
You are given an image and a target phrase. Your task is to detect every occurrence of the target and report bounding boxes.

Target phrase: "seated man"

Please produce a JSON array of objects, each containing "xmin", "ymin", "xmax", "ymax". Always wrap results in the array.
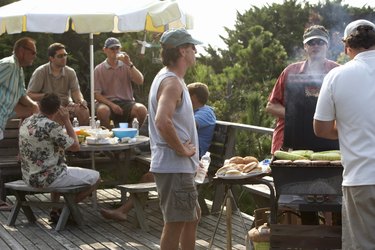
[
  {"xmin": 27, "ymin": 43, "xmax": 89, "ymax": 125},
  {"xmin": 19, "ymin": 93, "xmax": 101, "ymax": 223},
  {"xmin": 100, "ymin": 82, "xmax": 216, "ymax": 221},
  {"xmin": 94, "ymin": 37, "xmax": 147, "ymax": 128},
  {"xmin": 187, "ymin": 82, "xmax": 217, "ymax": 158}
]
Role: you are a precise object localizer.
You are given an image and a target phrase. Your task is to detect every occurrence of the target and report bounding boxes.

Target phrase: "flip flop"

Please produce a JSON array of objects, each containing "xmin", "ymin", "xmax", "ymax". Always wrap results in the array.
[{"xmin": 0, "ymin": 200, "xmax": 12, "ymax": 211}]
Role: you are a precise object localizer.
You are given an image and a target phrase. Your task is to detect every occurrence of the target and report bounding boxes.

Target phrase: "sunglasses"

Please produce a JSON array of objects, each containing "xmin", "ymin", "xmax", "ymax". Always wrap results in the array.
[
  {"xmin": 55, "ymin": 53, "xmax": 68, "ymax": 59},
  {"xmin": 306, "ymin": 39, "xmax": 326, "ymax": 46},
  {"xmin": 22, "ymin": 46, "xmax": 37, "ymax": 55},
  {"xmin": 109, "ymin": 46, "xmax": 121, "ymax": 51}
]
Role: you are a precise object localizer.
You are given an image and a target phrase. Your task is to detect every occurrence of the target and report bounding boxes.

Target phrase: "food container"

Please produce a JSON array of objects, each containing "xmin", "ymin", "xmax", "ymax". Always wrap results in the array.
[
  {"xmin": 94, "ymin": 129, "xmax": 113, "ymax": 139},
  {"xmin": 112, "ymin": 128, "xmax": 137, "ymax": 139}
]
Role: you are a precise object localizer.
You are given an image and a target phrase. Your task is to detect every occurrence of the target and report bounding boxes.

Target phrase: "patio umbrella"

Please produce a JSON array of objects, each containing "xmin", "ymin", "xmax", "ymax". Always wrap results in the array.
[{"xmin": 0, "ymin": 0, "xmax": 193, "ymax": 123}]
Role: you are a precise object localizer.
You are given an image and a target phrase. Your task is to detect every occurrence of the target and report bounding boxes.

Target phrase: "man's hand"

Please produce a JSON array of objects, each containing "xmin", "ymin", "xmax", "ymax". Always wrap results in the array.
[
  {"xmin": 178, "ymin": 140, "xmax": 196, "ymax": 157},
  {"xmin": 57, "ymin": 106, "xmax": 70, "ymax": 124},
  {"xmin": 78, "ymin": 100, "xmax": 88, "ymax": 109},
  {"xmin": 110, "ymin": 103, "xmax": 124, "ymax": 115}
]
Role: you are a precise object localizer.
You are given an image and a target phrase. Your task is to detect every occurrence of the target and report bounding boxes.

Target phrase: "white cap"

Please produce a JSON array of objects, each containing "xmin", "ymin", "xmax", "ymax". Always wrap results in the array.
[{"xmin": 343, "ymin": 19, "xmax": 375, "ymax": 40}]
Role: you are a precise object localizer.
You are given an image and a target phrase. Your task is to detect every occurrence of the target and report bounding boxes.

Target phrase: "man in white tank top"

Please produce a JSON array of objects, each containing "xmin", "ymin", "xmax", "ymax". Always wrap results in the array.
[{"xmin": 148, "ymin": 29, "xmax": 202, "ymax": 250}]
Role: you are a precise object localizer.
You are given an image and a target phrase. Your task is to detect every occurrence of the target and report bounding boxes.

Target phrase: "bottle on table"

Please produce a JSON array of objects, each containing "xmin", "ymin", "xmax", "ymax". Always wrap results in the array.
[
  {"xmin": 132, "ymin": 118, "xmax": 139, "ymax": 136},
  {"xmin": 72, "ymin": 117, "xmax": 79, "ymax": 128},
  {"xmin": 195, "ymin": 152, "xmax": 211, "ymax": 184}
]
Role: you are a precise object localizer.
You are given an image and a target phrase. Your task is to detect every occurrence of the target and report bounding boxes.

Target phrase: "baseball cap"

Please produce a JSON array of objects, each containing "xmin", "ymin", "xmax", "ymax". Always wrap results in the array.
[
  {"xmin": 104, "ymin": 37, "xmax": 121, "ymax": 48},
  {"xmin": 303, "ymin": 26, "xmax": 329, "ymax": 44},
  {"xmin": 343, "ymin": 19, "xmax": 375, "ymax": 40},
  {"xmin": 160, "ymin": 28, "xmax": 202, "ymax": 48}
]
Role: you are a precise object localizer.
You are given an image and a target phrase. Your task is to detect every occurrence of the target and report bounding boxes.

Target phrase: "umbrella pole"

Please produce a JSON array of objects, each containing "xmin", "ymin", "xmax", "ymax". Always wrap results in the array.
[{"xmin": 90, "ymin": 33, "xmax": 95, "ymax": 128}]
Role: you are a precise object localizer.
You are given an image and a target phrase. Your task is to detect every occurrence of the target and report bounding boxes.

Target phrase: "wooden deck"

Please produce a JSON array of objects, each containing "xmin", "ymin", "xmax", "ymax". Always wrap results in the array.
[{"xmin": 0, "ymin": 188, "xmax": 254, "ymax": 249}]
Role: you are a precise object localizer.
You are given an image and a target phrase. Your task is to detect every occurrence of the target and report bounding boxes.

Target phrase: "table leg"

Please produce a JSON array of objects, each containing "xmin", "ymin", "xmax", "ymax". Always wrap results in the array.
[
  {"xmin": 226, "ymin": 193, "xmax": 232, "ymax": 250},
  {"xmin": 209, "ymin": 189, "xmax": 229, "ymax": 249},
  {"xmin": 90, "ymin": 151, "xmax": 97, "ymax": 209}
]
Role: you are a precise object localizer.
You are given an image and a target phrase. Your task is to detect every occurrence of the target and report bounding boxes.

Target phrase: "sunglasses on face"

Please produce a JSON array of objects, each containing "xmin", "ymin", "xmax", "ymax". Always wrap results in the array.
[
  {"xmin": 306, "ymin": 39, "xmax": 326, "ymax": 46},
  {"xmin": 22, "ymin": 46, "xmax": 37, "ymax": 55},
  {"xmin": 109, "ymin": 46, "xmax": 121, "ymax": 51},
  {"xmin": 55, "ymin": 53, "xmax": 68, "ymax": 59}
]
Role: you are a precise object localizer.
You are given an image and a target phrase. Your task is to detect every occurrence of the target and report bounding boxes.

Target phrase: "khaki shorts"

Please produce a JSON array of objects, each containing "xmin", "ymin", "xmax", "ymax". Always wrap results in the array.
[
  {"xmin": 342, "ymin": 185, "xmax": 375, "ymax": 249},
  {"xmin": 153, "ymin": 172, "xmax": 198, "ymax": 223},
  {"xmin": 49, "ymin": 166, "xmax": 100, "ymax": 188}
]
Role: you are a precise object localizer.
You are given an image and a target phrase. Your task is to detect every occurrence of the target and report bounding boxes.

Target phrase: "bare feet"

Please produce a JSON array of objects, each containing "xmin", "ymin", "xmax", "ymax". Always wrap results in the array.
[{"xmin": 100, "ymin": 208, "xmax": 127, "ymax": 221}]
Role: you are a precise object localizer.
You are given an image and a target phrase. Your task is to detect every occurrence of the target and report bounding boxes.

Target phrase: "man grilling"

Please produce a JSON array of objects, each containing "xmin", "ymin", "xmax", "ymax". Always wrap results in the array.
[{"xmin": 266, "ymin": 25, "xmax": 340, "ymax": 225}]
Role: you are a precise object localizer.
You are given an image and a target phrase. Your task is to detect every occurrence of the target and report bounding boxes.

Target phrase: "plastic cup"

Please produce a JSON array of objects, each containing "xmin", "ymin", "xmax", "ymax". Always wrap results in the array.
[{"xmin": 119, "ymin": 123, "xmax": 128, "ymax": 128}]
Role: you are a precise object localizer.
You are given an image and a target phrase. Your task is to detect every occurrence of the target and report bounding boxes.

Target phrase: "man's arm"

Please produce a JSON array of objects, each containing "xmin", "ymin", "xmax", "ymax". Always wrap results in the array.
[
  {"xmin": 129, "ymin": 66, "xmax": 144, "ymax": 85},
  {"xmin": 118, "ymin": 53, "xmax": 144, "ymax": 85},
  {"xmin": 71, "ymin": 89, "xmax": 87, "ymax": 108},
  {"xmin": 56, "ymin": 107, "xmax": 80, "ymax": 152},
  {"xmin": 313, "ymin": 119, "xmax": 338, "ymax": 140},
  {"xmin": 266, "ymin": 101, "xmax": 285, "ymax": 119},
  {"xmin": 14, "ymin": 95, "xmax": 39, "ymax": 118},
  {"xmin": 26, "ymin": 91, "xmax": 45, "ymax": 102},
  {"xmin": 155, "ymin": 77, "xmax": 196, "ymax": 157}
]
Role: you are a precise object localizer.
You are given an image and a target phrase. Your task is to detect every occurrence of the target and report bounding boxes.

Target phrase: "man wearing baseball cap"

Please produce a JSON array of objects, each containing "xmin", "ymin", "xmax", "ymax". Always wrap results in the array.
[
  {"xmin": 94, "ymin": 37, "xmax": 147, "ymax": 129},
  {"xmin": 266, "ymin": 25, "xmax": 340, "ymax": 225},
  {"xmin": 314, "ymin": 19, "xmax": 375, "ymax": 249},
  {"xmin": 148, "ymin": 28, "xmax": 202, "ymax": 249}
]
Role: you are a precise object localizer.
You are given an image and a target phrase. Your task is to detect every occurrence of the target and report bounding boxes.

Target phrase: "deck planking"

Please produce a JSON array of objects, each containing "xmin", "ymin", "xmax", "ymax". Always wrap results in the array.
[{"xmin": 0, "ymin": 188, "xmax": 254, "ymax": 249}]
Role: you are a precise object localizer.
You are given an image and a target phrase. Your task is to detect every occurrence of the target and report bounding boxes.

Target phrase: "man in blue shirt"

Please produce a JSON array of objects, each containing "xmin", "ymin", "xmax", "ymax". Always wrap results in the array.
[{"xmin": 188, "ymin": 82, "xmax": 216, "ymax": 158}]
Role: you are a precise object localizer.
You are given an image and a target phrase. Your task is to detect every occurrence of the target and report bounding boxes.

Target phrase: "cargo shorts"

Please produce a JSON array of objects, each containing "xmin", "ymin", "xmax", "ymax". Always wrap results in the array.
[{"xmin": 153, "ymin": 172, "xmax": 199, "ymax": 223}]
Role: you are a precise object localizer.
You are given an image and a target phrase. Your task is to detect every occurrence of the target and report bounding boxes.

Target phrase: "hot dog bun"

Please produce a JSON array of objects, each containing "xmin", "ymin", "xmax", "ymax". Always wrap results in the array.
[
  {"xmin": 242, "ymin": 162, "xmax": 259, "ymax": 173},
  {"xmin": 228, "ymin": 156, "xmax": 245, "ymax": 164},
  {"xmin": 243, "ymin": 156, "xmax": 258, "ymax": 164}
]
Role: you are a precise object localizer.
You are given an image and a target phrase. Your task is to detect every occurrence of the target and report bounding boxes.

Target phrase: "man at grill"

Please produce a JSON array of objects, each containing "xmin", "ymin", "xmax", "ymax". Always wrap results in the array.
[
  {"xmin": 266, "ymin": 25, "xmax": 340, "ymax": 225},
  {"xmin": 266, "ymin": 25, "xmax": 339, "ymax": 155},
  {"xmin": 314, "ymin": 19, "xmax": 375, "ymax": 249}
]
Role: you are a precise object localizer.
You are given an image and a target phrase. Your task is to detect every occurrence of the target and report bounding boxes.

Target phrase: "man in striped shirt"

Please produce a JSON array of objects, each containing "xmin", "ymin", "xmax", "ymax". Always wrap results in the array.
[
  {"xmin": 0, "ymin": 37, "xmax": 39, "ymax": 140},
  {"xmin": 0, "ymin": 37, "xmax": 39, "ymax": 210}
]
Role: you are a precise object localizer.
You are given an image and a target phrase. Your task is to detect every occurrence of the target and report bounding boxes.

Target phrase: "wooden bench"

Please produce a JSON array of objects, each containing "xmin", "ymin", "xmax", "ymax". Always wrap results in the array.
[
  {"xmin": 119, "ymin": 122, "xmax": 235, "ymax": 230},
  {"xmin": 117, "ymin": 182, "xmax": 157, "ymax": 232},
  {"xmin": 5, "ymin": 180, "xmax": 90, "ymax": 231},
  {"xmin": 0, "ymin": 119, "xmax": 22, "ymax": 201}
]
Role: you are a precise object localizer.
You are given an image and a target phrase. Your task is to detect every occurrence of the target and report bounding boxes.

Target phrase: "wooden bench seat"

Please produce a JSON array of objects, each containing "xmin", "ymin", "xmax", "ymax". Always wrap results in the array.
[
  {"xmin": 5, "ymin": 180, "xmax": 90, "ymax": 231},
  {"xmin": 117, "ymin": 182, "xmax": 157, "ymax": 232}
]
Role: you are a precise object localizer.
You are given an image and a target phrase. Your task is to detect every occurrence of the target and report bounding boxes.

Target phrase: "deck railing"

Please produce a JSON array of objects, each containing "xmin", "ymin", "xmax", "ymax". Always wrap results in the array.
[{"xmin": 215, "ymin": 120, "xmax": 274, "ymax": 157}]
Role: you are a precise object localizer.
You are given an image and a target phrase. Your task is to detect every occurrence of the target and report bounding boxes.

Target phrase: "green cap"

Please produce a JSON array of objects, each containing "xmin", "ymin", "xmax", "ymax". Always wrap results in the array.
[{"xmin": 160, "ymin": 28, "xmax": 202, "ymax": 48}]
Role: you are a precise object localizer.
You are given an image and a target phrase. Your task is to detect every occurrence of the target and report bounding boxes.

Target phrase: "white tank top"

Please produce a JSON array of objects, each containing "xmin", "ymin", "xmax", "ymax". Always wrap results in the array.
[{"xmin": 148, "ymin": 68, "xmax": 199, "ymax": 173}]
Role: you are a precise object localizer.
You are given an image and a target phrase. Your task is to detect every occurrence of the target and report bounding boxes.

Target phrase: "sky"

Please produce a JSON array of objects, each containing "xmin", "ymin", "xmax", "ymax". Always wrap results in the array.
[{"xmin": 178, "ymin": 0, "xmax": 375, "ymax": 54}]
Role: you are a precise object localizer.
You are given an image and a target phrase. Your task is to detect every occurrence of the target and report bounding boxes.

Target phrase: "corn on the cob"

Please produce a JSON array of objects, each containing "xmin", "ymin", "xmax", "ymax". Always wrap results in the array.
[
  {"xmin": 274, "ymin": 150, "xmax": 307, "ymax": 160},
  {"xmin": 290, "ymin": 150, "xmax": 314, "ymax": 159},
  {"xmin": 310, "ymin": 152, "xmax": 341, "ymax": 161}
]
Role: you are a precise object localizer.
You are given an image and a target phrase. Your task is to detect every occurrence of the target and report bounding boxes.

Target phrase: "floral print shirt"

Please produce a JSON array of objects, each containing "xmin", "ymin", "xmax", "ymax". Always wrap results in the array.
[{"xmin": 19, "ymin": 114, "xmax": 74, "ymax": 187}]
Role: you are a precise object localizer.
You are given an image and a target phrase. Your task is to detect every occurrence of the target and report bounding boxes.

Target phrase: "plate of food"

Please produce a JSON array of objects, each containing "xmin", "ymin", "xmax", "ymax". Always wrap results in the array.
[
  {"xmin": 215, "ymin": 157, "xmax": 265, "ymax": 179},
  {"xmin": 216, "ymin": 169, "xmax": 264, "ymax": 179},
  {"xmin": 86, "ymin": 137, "xmax": 118, "ymax": 145}
]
